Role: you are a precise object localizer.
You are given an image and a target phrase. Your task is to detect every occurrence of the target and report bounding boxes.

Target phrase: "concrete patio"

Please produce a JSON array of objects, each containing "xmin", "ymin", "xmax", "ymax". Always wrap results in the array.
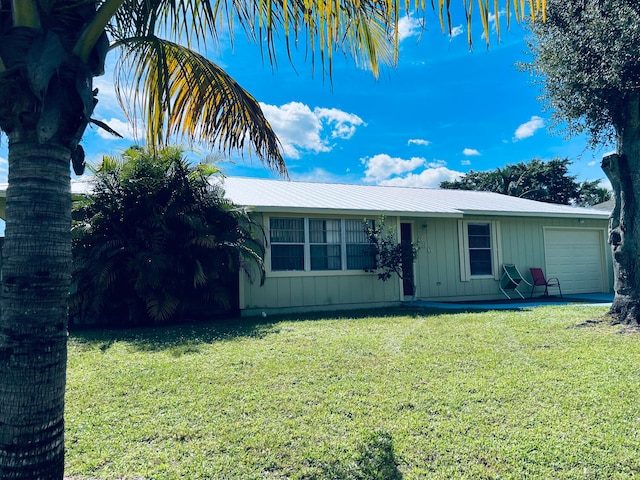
[{"xmin": 406, "ymin": 292, "xmax": 614, "ymax": 311}]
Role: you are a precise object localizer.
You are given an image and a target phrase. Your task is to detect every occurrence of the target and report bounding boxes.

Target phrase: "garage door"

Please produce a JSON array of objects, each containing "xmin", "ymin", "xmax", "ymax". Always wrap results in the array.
[{"xmin": 544, "ymin": 228, "xmax": 606, "ymax": 294}]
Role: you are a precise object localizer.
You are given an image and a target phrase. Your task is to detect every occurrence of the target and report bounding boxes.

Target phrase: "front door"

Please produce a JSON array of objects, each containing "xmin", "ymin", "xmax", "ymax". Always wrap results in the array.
[{"xmin": 400, "ymin": 222, "xmax": 415, "ymax": 297}]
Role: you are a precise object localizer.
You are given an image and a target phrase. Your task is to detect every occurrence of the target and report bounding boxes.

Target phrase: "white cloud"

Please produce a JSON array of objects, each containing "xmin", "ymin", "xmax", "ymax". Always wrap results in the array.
[
  {"xmin": 600, "ymin": 178, "xmax": 613, "ymax": 191},
  {"xmin": 260, "ymin": 102, "xmax": 365, "ymax": 159},
  {"xmin": 461, "ymin": 159, "xmax": 471, "ymax": 166},
  {"xmin": 463, "ymin": 148, "xmax": 481, "ymax": 156},
  {"xmin": 449, "ymin": 25, "xmax": 464, "ymax": 39},
  {"xmin": 361, "ymin": 154, "xmax": 425, "ymax": 183},
  {"xmin": 95, "ymin": 117, "xmax": 139, "ymax": 141},
  {"xmin": 408, "ymin": 138, "xmax": 431, "ymax": 147},
  {"xmin": 314, "ymin": 108, "xmax": 365, "ymax": 139},
  {"xmin": 514, "ymin": 116, "xmax": 544, "ymax": 141},
  {"xmin": 92, "ymin": 58, "xmax": 128, "ymax": 118},
  {"xmin": 481, "ymin": 10, "xmax": 505, "ymax": 40},
  {"xmin": 588, "ymin": 160, "xmax": 598, "ymax": 167},
  {"xmin": 426, "ymin": 159, "xmax": 447, "ymax": 168},
  {"xmin": 398, "ymin": 14, "xmax": 421, "ymax": 42},
  {"xmin": 489, "ymin": 10, "xmax": 504, "ymax": 32},
  {"xmin": 379, "ymin": 167, "xmax": 464, "ymax": 188}
]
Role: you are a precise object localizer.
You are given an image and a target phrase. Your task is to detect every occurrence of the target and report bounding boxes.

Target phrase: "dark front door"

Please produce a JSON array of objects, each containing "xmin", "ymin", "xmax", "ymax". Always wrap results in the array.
[{"xmin": 400, "ymin": 222, "xmax": 415, "ymax": 297}]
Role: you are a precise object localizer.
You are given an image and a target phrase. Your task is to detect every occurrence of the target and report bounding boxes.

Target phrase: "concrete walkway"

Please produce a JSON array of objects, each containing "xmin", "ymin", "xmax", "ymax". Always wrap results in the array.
[{"xmin": 406, "ymin": 293, "xmax": 614, "ymax": 311}]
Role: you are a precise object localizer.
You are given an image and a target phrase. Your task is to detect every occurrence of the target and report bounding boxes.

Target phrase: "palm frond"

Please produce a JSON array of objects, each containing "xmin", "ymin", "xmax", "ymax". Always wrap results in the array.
[
  {"xmin": 114, "ymin": 0, "xmax": 250, "ymax": 48},
  {"xmin": 113, "ymin": 36, "xmax": 286, "ymax": 174},
  {"xmin": 145, "ymin": 293, "xmax": 180, "ymax": 322},
  {"xmin": 193, "ymin": 259, "xmax": 208, "ymax": 287},
  {"xmin": 255, "ymin": 0, "xmax": 398, "ymax": 77}
]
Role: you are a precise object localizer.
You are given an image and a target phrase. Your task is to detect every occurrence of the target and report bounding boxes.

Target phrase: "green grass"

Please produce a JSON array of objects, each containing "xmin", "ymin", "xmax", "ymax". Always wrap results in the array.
[{"xmin": 65, "ymin": 305, "xmax": 640, "ymax": 479}]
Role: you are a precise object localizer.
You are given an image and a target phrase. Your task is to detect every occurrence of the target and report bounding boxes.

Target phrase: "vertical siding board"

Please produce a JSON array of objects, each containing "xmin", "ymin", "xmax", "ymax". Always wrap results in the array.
[
  {"xmin": 290, "ymin": 276, "xmax": 305, "ymax": 307},
  {"xmin": 444, "ymin": 219, "xmax": 459, "ymax": 297},
  {"xmin": 276, "ymin": 278, "xmax": 290, "ymax": 308},
  {"xmin": 427, "ymin": 219, "xmax": 442, "ymax": 298},
  {"xmin": 436, "ymin": 219, "xmax": 457, "ymax": 296},
  {"xmin": 259, "ymin": 277, "xmax": 280, "ymax": 308},
  {"xmin": 318, "ymin": 276, "xmax": 331, "ymax": 306},
  {"xmin": 336, "ymin": 276, "xmax": 351, "ymax": 304},
  {"xmin": 301, "ymin": 276, "xmax": 313, "ymax": 306},
  {"xmin": 306, "ymin": 276, "xmax": 320, "ymax": 306}
]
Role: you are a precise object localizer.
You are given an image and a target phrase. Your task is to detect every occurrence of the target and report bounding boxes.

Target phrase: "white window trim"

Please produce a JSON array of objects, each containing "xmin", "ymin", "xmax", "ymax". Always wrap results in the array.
[
  {"xmin": 458, "ymin": 220, "xmax": 502, "ymax": 282},
  {"xmin": 266, "ymin": 216, "xmax": 376, "ymax": 276}
]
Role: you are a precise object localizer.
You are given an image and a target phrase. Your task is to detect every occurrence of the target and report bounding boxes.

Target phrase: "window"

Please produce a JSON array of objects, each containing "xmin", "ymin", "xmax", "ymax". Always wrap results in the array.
[
  {"xmin": 309, "ymin": 219, "xmax": 342, "ymax": 270},
  {"xmin": 269, "ymin": 217, "xmax": 376, "ymax": 273},
  {"xmin": 345, "ymin": 219, "xmax": 376, "ymax": 270},
  {"xmin": 458, "ymin": 220, "xmax": 501, "ymax": 281},
  {"xmin": 270, "ymin": 218, "xmax": 305, "ymax": 271},
  {"xmin": 467, "ymin": 223, "xmax": 492, "ymax": 276}
]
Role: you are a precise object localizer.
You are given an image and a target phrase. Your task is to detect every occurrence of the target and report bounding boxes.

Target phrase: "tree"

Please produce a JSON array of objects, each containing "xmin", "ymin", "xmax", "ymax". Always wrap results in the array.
[
  {"xmin": 364, "ymin": 216, "xmax": 419, "ymax": 296},
  {"xmin": 0, "ymin": 1, "xmax": 545, "ymax": 478},
  {"xmin": 70, "ymin": 146, "xmax": 264, "ymax": 326},
  {"xmin": 524, "ymin": 0, "xmax": 640, "ymax": 325},
  {"xmin": 0, "ymin": 2, "xmax": 392, "ymax": 476},
  {"xmin": 440, "ymin": 157, "xmax": 611, "ymax": 206}
]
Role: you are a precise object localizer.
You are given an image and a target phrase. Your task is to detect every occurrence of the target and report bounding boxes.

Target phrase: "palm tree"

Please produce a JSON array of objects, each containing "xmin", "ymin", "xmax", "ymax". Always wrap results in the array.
[{"xmin": 0, "ymin": 1, "xmax": 544, "ymax": 478}]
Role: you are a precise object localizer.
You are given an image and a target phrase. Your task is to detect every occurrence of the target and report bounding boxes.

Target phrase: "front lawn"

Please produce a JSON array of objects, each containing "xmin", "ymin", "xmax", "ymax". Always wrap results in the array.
[{"xmin": 65, "ymin": 305, "xmax": 640, "ymax": 479}]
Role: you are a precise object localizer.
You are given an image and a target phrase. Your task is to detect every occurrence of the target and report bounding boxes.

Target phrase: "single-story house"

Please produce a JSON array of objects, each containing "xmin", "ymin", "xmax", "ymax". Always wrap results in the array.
[
  {"xmin": 219, "ymin": 177, "xmax": 613, "ymax": 316},
  {"xmin": 0, "ymin": 177, "xmax": 614, "ymax": 317}
]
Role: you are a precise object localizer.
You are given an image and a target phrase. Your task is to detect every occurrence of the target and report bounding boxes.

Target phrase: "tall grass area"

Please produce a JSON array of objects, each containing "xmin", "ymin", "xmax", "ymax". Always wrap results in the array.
[{"xmin": 65, "ymin": 306, "xmax": 640, "ymax": 479}]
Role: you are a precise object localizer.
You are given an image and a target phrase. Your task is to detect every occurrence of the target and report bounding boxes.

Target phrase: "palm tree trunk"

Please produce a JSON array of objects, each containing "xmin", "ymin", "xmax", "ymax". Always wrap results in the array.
[
  {"xmin": 602, "ymin": 94, "xmax": 640, "ymax": 326},
  {"xmin": 0, "ymin": 140, "xmax": 71, "ymax": 479}
]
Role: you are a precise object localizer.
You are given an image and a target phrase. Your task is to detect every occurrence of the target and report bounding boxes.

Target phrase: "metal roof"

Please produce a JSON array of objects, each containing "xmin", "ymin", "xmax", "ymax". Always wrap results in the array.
[
  {"xmin": 0, "ymin": 176, "xmax": 611, "ymax": 220},
  {"xmin": 219, "ymin": 177, "xmax": 610, "ymax": 219},
  {"xmin": 0, "ymin": 176, "xmax": 95, "ymax": 197}
]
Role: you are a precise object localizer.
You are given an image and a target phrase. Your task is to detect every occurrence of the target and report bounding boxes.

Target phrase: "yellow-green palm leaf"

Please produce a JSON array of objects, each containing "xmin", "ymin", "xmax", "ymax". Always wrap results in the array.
[
  {"xmin": 113, "ymin": 37, "xmax": 286, "ymax": 175},
  {"xmin": 97, "ymin": 0, "xmax": 546, "ymax": 171}
]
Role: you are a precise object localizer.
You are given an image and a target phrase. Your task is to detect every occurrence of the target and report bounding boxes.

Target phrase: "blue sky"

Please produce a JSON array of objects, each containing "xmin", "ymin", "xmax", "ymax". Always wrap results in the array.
[{"xmin": 0, "ymin": 8, "xmax": 613, "ymax": 190}]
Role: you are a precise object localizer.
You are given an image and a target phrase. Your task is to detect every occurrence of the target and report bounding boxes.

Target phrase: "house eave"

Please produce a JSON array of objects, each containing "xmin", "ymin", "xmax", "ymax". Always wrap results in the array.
[
  {"xmin": 242, "ymin": 206, "xmax": 464, "ymax": 218},
  {"xmin": 460, "ymin": 209, "xmax": 610, "ymax": 220}
]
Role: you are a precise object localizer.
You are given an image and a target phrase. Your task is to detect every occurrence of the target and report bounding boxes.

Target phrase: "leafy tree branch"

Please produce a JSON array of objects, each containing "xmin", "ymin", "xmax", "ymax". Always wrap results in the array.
[{"xmin": 364, "ymin": 216, "xmax": 419, "ymax": 289}]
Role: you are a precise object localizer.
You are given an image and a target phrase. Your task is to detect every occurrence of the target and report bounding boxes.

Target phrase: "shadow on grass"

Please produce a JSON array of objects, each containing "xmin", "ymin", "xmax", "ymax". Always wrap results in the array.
[
  {"xmin": 69, "ymin": 306, "xmax": 449, "ymax": 353},
  {"xmin": 69, "ymin": 317, "xmax": 279, "ymax": 353},
  {"xmin": 315, "ymin": 430, "xmax": 403, "ymax": 480}
]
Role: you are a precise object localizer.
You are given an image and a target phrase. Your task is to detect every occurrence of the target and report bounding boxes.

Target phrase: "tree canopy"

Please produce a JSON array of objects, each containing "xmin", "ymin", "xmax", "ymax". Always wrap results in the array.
[
  {"xmin": 525, "ymin": 0, "xmax": 640, "ymax": 326},
  {"xmin": 71, "ymin": 146, "xmax": 264, "ymax": 326},
  {"xmin": 440, "ymin": 158, "xmax": 610, "ymax": 206},
  {"xmin": 523, "ymin": 0, "xmax": 640, "ymax": 147}
]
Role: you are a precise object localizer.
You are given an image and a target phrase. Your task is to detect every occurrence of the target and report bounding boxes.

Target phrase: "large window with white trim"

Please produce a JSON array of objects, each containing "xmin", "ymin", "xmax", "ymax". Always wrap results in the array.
[
  {"xmin": 309, "ymin": 219, "xmax": 342, "ymax": 270},
  {"xmin": 270, "ymin": 218, "xmax": 305, "ymax": 271},
  {"xmin": 345, "ymin": 219, "xmax": 376, "ymax": 270},
  {"xmin": 467, "ymin": 223, "xmax": 493, "ymax": 276},
  {"xmin": 458, "ymin": 220, "xmax": 502, "ymax": 281},
  {"xmin": 269, "ymin": 217, "xmax": 376, "ymax": 272}
]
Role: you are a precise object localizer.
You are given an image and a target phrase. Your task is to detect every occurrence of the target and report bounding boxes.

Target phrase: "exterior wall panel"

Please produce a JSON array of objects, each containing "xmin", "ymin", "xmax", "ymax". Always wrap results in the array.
[{"xmin": 240, "ymin": 213, "xmax": 612, "ymax": 315}]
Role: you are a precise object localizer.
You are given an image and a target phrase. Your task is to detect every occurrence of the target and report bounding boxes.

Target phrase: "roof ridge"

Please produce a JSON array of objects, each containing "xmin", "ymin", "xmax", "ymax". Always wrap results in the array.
[{"xmin": 224, "ymin": 176, "xmax": 443, "ymax": 192}]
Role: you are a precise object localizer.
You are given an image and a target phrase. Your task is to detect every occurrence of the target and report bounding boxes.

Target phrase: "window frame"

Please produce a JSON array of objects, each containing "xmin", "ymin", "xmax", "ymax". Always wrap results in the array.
[
  {"xmin": 309, "ymin": 218, "xmax": 343, "ymax": 271},
  {"xmin": 267, "ymin": 216, "xmax": 376, "ymax": 276},
  {"xmin": 458, "ymin": 220, "xmax": 502, "ymax": 281},
  {"xmin": 269, "ymin": 217, "xmax": 306, "ymax": 272}
]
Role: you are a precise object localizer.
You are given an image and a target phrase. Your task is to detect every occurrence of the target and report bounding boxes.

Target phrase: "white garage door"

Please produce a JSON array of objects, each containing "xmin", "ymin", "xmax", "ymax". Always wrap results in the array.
[{"xmin": 544, "ymin": 228, "xmax": 606, "ymax": 294}]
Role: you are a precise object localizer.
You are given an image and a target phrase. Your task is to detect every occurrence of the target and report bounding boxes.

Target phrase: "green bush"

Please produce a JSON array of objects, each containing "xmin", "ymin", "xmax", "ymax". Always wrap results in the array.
[{"xmin": 70, "ymin": 146, "xmax": 264, "ymax": 326}]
